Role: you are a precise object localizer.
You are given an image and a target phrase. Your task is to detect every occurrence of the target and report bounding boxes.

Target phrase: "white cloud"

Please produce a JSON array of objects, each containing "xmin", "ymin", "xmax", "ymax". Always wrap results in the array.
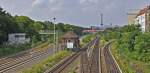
[
  {"xmin": 1, "ymin": 0, "xmax": 150, "ymax": 27},
  {"xmin": 104, "ymin": 2, "xmax": 116, "ymax": 11},
  {"xmin": 32, "ymin": 0, "xmax": 47, "ymax": 7},
  {"xmin": 31, "ymin": 0, "xmax": 62, "ymax": 11},
  {"xmin": 79, "ymin": 0, "xmax": 87, "ymax": 4},
  {"xmin": 88, "ymin": 0, "xmax": 98, "ymax": 3},
  {"xmin": 50, "ymin": 3, "xmax": 63, "ymax": 12},
  {"xmin": 79, "ymin": 0, "xmax": 98, "ymax": 4},
  {"xmin": 49, "ymin": 0, "xmax": 56, "ymax": 3}
]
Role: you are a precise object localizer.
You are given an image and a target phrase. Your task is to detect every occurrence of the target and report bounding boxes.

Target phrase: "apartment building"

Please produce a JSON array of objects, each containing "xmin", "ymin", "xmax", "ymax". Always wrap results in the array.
[
  {"xmin": 135, "ymin": 6, "xmax": 150, "ymax": 32},
  {"xmin": 127, "ymin": 9, "xmax": 139, "ymax": 25}
]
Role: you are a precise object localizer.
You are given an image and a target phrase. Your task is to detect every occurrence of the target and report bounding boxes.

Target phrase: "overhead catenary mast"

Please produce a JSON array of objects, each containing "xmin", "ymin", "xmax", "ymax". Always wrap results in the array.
[{"xmin": 53, "ymin": 17, "xmax": 56, "ymax": 53}]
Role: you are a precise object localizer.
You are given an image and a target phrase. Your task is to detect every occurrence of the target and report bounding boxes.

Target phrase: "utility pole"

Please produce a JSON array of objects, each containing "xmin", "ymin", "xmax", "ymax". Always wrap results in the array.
[
  {"xmin": 110, "ymin": 23, "xmax": 113, "ymax": 27},
  {"xmin": 53, "ymin": 18, "xmax": 56, "ymax": 53},
  {"xmin": 56, "ymin": 29, "xmax": 59, "ymax": 52}
]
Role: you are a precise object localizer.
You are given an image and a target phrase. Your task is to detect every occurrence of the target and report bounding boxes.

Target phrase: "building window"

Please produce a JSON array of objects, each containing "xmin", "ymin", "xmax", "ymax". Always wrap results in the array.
[{"xmin": 15, "ymin": 35, "xmax": 24, "ymax": 38}]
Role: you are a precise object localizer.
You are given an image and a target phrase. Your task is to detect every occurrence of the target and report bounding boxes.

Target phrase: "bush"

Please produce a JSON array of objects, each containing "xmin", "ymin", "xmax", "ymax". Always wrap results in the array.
[
  {"xmin": 99, "ymin": 24, "xmax": 150, "ymax": 72},
  {"xmin": 0, "ymin": 43, "xmax": 31, "ymax": 57},
  {"xmin": 82, "ymin": 34, "xmax": 95, "ymax": 44},
  {"xmin": 134, "ymin": 33, "xmax": 150, "ymax": 62}
]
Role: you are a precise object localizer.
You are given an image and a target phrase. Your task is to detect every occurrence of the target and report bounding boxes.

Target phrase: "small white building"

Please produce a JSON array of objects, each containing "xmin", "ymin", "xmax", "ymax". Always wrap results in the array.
[{"xmin": 8, "ymin": 33, "xmax": 30, "ymax": 44}]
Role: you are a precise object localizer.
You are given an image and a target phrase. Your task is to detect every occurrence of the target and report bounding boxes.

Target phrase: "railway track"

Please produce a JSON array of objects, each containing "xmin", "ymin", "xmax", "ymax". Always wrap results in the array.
[
  {"xmin": 0, "ymin": 47, "xmax": 51, "ymax": 73},
  {"xmin": 80, "ymin": 50, "xmax": 90, "ymax": 73},
  {"xmin": 45, "ymin": 36, "xmax": 99, "ymax": 73},
  {"xmin": 0, "ymin": 38, "xmax": 97, "ymax": 73},
  {"xmin": 102, "ymin": 43, "xmax": 121, "ymax": 73},
  {"xmin": 45, "ymin": 52, "xmax": 81, "ymax": 73},
  {"xmin": 0, "ymin": 50, "xmax": 32, "ymax": 65},
  {"xmin": 1, "ymin": 36, "xmax": 122, "ymax": 73},
  {"xmin": 0, "ymin": 51, "xmax": 41, "ymax": 67},
  {"xmin": 80, "ymin": 36, "xmax": 100, "ymax": 73},
  {"xmin": 89, "ymin": 39, "xmax": 99, "ymax": 73}
]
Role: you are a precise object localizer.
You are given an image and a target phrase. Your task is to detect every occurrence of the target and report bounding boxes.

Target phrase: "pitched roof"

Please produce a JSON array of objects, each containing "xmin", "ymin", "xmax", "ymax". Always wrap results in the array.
[
  {"xmin": 62, "ymin": 31, "xmax": 78, "ymax": 38},
  {"xmin": 137, "ymin": 5, "xmax": 150, "ymax": 17}
]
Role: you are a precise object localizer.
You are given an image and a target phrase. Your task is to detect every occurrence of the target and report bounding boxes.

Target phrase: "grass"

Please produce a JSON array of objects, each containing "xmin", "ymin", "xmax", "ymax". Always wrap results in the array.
[
  {"xmin": 99, "ymin": 36, "xmax": 136, "ymax": 73},
  {"xmin": 0, "ymin": 43, "xmax": 31, "ymax": 57},
  {"xmin": 68, "ymin": 57, "xmax": 80, "ymax": 73},
  {"xmin": 99, "ymin": 36, "xmax": 107, "ymax": 48},
  {"xmin": 80, "ymin": 34, "xmax": 95, "ymax": 47},
  {"xmin": 111, "ymin": 42, "xmax": 150, "ymax": 73},
  {"xmin": 68, "ymin": 69, "xmax": 77, "ymax": 73},
  {"xmin": 22, "ymin": 50, "xmax": 72, "ymax": 73},
  {"xmin": 32, "ymin": 42, "xmax": 51, "ymax": 51},
  {"xmin": 111, "ymin": 42, "xmax": 135, "ymax": 73}
]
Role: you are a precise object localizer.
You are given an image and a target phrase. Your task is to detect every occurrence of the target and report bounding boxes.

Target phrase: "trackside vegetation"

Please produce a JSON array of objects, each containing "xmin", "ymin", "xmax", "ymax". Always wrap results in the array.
[
  {"xmin": 22, "ymin": 50, "xmax": 72, "ymax": 73},
  {"xmin": 0, "ymin": 7, "xmax": 83, "ymax": 57},
  {"xmin": 98, "ymin": 24, "xmax": 150, "ymax": 73},
  {"xmin": 81, "ymin": 34, "xmax": 95, "ymax": 46},
  {"xmin": 0, "ymin": 43, "xmax": 31, "ymax": 57}
]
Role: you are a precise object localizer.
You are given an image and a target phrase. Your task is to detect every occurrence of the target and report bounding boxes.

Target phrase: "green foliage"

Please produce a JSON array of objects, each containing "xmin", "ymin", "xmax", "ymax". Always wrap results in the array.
[
  {"xmin": 56, "ymin": 23, "xmax": 83, "ymax": 35},
  {"xmin": 15, "ymin": 16, "xmax": 34, "ymax": 32},
  {"xmin": 0, "ymin": 7, "xmax": 84, "ymax": 56},
  {"xmin": 0, "ymin": 7, "xmax": 84, "ymax": 45},
  {"xmin": 0, "ymin": 43, "xmax": 31, "ymax": 57},
  {"xmin": 82, "ymin": 34, "xmax": 95, "ymax": 44},
  {"xmin": 111, "ymin": 42, "xmax": 136, "ymax": 73},
  {"xmin": 0, "ymin": 7, "xmax": 20, "ymax": 44},
  {"xmin": 33, "ymin": 21, "xmax": 44, "ymax": 31},
  {"xmin": 43, "ymin": 22, "xmax": 83, "ymax": 36},
  {"xmin": 127, "ymin": 31, "xmax": 141, "ymax": 52},
  {"xmin": 134, "ymin": 33, "xmax": 150, "ymax": 62},
  {"xmin": 14, "ymin": 16, "xmax": 38, "ymax": 39},
  {"xmin": 99, "ymin": 24, "xmax": 150, "ymax": 72},
  {"xmin": 120, "ymin": 24, "xmax": 141, "ymax": 32}
]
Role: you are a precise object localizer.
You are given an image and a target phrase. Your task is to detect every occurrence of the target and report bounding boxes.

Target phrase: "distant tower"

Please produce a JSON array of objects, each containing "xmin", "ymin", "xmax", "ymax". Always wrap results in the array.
[
  {"xmin": 100, "ymin": 13, "xmax": 103, "ymax": 26},
  {"xmin": 110, "ymin": 23, "xmax": 112, "ymax": 26}
]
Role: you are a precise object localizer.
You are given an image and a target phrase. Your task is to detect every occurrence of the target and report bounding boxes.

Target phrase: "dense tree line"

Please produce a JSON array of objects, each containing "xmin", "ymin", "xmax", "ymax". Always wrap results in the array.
[
  {"xmin": 0, "ymin": 7, "xmax": 19, "ymax": 44},
  {"xmin": 0, "ymin": 7, "xmax": 84, "ymax": 45},
  {"xmin": 99, "ymin": 24, "xmax": 150, "ymax": 62}
]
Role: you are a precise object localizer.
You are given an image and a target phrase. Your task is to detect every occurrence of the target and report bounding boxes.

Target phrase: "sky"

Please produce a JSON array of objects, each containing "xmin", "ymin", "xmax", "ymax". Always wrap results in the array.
[{"xmin": 0, "ymin": 0, "xmax": 150, "ymax": 27}]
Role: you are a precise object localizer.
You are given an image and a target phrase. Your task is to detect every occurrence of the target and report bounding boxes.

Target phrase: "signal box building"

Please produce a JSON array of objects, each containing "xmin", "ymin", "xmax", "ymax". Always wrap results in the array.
[{"xmin": 61, "ymin": 31, "xmax": 80, "ymax": 51}]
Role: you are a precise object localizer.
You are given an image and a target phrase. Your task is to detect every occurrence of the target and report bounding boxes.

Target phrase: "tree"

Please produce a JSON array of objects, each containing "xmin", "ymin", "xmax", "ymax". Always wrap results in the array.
[
  {"xmin": 134, "ymin": 33, "xmax": 150, "ymax": 62},
  {"xmin": 56, "ymin": 23, "xmax": 65, "ymax": 32},
  {"xmin": 120, "ymin": 24, "xmax": 141, "ymax": 32},
  {"xmin": 33, "ymin": 21, "xmax": 44, "ymax": 31},
  {"xmin": 43, "ymin": 21, "xmax": 53, "ymax": 30},
  {"xmin": 15, "ymin": 16, "xmax": 34, "ymax": 32},
  {"xmin": 14, "ymin": 16, "xmax": 44, "ymax": 42},
  {"xmin": 0, "ymin": 7, "xmax": 19, "ymax": 44}
]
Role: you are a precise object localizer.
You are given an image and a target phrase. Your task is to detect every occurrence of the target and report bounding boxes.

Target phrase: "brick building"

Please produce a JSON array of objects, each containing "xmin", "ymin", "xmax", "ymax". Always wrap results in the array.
[{"xmin": 61, "ymin": 31, "xmax": 80, "ymax": 51}]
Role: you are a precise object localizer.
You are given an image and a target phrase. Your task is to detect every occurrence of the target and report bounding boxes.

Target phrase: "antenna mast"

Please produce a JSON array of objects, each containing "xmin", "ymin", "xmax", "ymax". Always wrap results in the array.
[{"xmin": 100, "ymin": 13, "xmax": 103, "ymax": 26}]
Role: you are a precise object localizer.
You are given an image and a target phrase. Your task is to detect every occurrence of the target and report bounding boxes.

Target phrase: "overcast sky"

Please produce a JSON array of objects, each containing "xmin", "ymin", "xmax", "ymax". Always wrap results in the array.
[{"xmin": 0, "ymin": 0, "xmax": 150, "ymax": 27}]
